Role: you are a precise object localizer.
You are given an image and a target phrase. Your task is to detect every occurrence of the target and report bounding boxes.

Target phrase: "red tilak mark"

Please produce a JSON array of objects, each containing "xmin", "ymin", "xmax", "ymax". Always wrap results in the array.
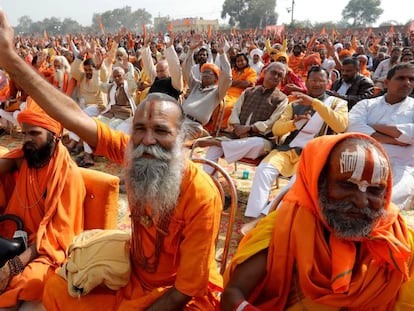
[{"xmin": 148, "ymin": 101, "xmax": 155, "ymax": 120}]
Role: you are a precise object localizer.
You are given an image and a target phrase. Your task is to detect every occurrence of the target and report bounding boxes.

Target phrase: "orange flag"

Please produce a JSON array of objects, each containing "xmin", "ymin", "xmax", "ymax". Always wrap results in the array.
[
  {"xmin": 43, "ymin": 29, "xmax": 48, "ymax": 40},
  {"xmin": 185, "ymin": 18, "xmax": 190, "ymax": 28},
  {"xmin": 321, "ymin": 27, "xmax": 326, "ymax": 35},
  {"xmin": 167, "ymin": 22, "xmax": 173, "ymax": 32},
  {"xmin": 142, "ymin": 23, "xmax": 147, "ymax": 38},
  {"xmin": 207, "ymin": 24, "xmax": 212, "ymax": 40},
  {"xmin": 390, "ymin": 25, "xmax": 395, "ymax": 35},
  {"xmin": 128, "ymin": 32, "xmax": 134, "ymax": 49},
  {"xmin": 97, "ymin": 15, "xmax": 105, "ymax": 35}
]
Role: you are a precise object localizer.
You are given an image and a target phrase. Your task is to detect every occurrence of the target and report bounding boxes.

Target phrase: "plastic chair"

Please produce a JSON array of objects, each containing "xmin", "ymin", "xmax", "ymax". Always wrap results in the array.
[
  {"xmin": 79, "ymin": 167, "xmax": 120, "ymax": 230},
  {"xmin": 191, "ymin": 157, "xmax": 238, "ymax": 275}
]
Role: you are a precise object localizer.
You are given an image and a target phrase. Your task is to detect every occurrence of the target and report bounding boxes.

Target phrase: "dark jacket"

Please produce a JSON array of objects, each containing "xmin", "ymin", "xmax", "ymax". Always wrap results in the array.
[{"xmin": 331, "ymin": 73, "xmax": 374, "ymax": 110}]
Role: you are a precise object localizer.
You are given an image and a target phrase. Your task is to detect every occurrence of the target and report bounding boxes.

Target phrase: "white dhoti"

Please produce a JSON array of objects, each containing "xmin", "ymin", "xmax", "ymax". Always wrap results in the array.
[{"xmin": 204, "ymin": 137, "xmax": 272, "ymax": 174}]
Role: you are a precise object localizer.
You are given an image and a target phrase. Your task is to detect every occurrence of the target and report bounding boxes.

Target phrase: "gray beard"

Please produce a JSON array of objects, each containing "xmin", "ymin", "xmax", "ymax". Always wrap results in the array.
[
  {"xmin": 123, "ymin": 134, "xmax": 186, "ymax": 218},
  {"xmin": 319, "ymin": 181, "xmax": 386, "ymax": 239}
]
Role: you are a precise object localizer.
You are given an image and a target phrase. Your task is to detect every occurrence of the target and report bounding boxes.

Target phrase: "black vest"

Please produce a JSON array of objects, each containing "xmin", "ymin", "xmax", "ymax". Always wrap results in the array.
[{"xmin": 148, "ymin": 77, "xmax": 180, "ymax": 100}]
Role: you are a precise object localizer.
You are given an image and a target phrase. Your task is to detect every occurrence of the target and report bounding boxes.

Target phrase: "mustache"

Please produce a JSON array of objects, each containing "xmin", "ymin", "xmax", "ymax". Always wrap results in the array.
[{"xmin": 132, "ymin": 143, "xmax": 172, "ymax": 162}]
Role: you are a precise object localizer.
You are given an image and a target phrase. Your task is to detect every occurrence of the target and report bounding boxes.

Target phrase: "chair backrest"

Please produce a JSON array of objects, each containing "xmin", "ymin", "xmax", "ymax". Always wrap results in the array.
[
  {"xmin": 79, "ymin": 168, "xmax": 120, "ymax": 230},
  {"xmin": 191, "ymin": 157, "xmax": 238, "ymax": 275}
]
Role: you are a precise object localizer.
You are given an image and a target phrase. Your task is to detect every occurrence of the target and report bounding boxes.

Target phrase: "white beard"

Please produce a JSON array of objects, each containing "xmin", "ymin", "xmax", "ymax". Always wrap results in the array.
[{"xmin": 123, "ymin": 133, "xmax": 186, "ymax": 218}]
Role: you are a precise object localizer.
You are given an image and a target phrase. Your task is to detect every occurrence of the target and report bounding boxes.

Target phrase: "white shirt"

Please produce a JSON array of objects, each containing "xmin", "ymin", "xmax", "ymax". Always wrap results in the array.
[{"xmin": 347, "ymin": 95, "xmax": 414, "ymax": 165}]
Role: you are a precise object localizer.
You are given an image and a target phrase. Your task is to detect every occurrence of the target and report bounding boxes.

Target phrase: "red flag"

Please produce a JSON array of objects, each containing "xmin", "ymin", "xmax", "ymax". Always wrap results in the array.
[
  {"xmin": 207, "ymin": 24, "xmax": 212, "ymax": 40},
  {"xmin": 97, "ymin": 15, "xmax": 105, "ymax": 35},
  {"xmin": 142, "ymin": 24, "xmax": 147, "ymax": 38},
  {"xmin": 390, "ymin": 25, "xmax": 395, "ymax": 35},
  {"xmin": 167, "ymin": 22, "xmax": 173, "ymax": 32},
  {"xmin": 128, "ymin": 32, "xmax": 134, "ymax": 49}
]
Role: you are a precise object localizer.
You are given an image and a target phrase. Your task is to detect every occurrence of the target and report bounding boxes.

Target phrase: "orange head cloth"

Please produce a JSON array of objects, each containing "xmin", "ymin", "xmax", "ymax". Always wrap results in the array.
[
  {"xmin": 339, "ymin": 49, "xmax": 352, "ymax": 59},
  {"xmin": 201, "ymin": 63, "xmax": 221, "ymax": 80},
  {"xmin": 17, "ymin": 98, "xmax": 63, "ymax": 137},
  {"xmin": 303, "ymin": 53, "xmax": 321, "ymax": 68}
]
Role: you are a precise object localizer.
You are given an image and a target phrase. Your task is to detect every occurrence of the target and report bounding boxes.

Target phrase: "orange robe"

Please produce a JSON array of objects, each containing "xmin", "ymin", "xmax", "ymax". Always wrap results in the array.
[
  {"xmin": 0, "ymin": 143, "xmax": 85, "ymax": 307},
  {"xmin": 43, "ymin": 121, "xmax": 223, "ymax": 311},
  {"xmin": 224, "ymin": 133, "xmax": 414, "ymax": 310},
  {"xmin": 222, "ymin": 67, "xmax": 257, "ymax": 128},
  {"xmin": 288, "ymin": 54, "xmax": 306, "ymax": 79}
]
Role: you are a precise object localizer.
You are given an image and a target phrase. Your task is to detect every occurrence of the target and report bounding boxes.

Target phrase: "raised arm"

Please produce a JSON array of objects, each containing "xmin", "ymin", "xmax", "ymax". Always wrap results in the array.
[{"xmin": 0, "ymin": 10, "xmax": 99, "ymax": 148}]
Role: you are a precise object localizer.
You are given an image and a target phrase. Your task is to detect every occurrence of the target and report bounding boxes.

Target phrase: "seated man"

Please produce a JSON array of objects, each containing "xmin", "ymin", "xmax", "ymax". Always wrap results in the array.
[
  {"xmin": 0, "ymin": 11, "xmax": 223, "ymax": 309},
  {"xmin": 182, "ymin": 37, "xmax": 232, "ymax": 139},
  {"xmin": 329, "ymin": 57, "xmax": 374, "ymax": 110},
  {"xmin": 243, "ymin": 66, "xmax": 348, "ymax": 232},
  {"xmin": 202, "ymin": 62, "xmax": 289, "ymax": 174},
  {"xmin": 0, "ymin": 102, "xmax": 85, "ymax": 310},
  {"xmin": 221, "ymin": 133, "xmax": 414, "ymax": 310},
  {"xmin": 347, "ymin": 62, "xmax": 414, "ymax": 209}
]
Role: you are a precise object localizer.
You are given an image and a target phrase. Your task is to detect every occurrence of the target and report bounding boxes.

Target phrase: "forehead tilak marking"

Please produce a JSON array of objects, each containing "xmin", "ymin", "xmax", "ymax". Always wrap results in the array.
[{"xmin": 339, "ymin": 145, "xmax": 388, "ymax": 191}]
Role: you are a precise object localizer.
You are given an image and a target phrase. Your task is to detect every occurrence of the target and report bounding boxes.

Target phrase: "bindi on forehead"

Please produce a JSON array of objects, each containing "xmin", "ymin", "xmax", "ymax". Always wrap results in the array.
[{"xmin": 339, "ymin": 145, "xmax": 388, "ymax": 192}]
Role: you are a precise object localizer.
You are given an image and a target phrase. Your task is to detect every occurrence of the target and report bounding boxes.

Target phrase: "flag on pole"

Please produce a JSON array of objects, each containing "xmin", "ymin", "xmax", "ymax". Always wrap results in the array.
[
  {"xmin": 390, "ymin": 25, "xmax": 395, "ymax": 35},
  {"xmin": 97, "ymin": 15, "xmax": 105, "ymax": 35},
  {"xmin": 167, "ymin": 22, "xmax": 173, "ymax": 32},
  {"xmin": 185, "ymin": 18, "xmax": 190, "ymax": 28},
  {"xmin": 207, "ymin": 24, "xmax": 212, "ymax": 40},
  {"xmin": 142, "ymin": 24, "xmax": 147, "ymax": 38},
  {"xmin": 321, "ymin": 27, "xmax": 326, "ymax": 35},
  {"xmin": 43, "ymin": 29, "xmax": 48, "ymax": 40}
]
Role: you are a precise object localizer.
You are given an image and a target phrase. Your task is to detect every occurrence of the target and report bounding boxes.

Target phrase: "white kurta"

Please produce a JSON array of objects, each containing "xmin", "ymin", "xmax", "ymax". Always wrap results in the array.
[{"xmin": 347, "ymin": 95, "xmax": 414, "ymax": 209}]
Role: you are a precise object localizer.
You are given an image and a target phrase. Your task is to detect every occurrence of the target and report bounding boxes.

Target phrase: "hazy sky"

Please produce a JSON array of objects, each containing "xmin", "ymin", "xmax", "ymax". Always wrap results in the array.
[{"xmin": 0, "ymin": 0, "xmax": 411, "ymax": 27}]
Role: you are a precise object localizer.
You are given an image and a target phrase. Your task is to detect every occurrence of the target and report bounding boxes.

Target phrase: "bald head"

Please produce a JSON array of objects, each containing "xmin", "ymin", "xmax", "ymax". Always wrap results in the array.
[{"xmin": 156, "ymin": 60, "xmax": 170, "ymax": 79}]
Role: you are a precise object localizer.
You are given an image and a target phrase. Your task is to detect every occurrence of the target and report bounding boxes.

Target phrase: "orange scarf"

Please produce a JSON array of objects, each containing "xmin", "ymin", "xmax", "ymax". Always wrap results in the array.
[{"xmin": 226, "ymin": 133, "xmax": 412, "ymax": 310}]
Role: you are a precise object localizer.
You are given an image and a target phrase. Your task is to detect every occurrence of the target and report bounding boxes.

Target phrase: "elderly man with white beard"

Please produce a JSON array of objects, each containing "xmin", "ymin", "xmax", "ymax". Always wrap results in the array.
[{"xmin": 0, "ymin": 10, "xmax": 223, "ymax": 310}]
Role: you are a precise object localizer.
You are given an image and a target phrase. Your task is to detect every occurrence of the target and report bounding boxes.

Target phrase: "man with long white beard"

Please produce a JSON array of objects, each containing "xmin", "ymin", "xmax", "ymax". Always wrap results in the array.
[
  {"xmin": 0, "ymin": 12, "xmax": 223, "ymax": 309},
  {"xmin": 221, "ymin": 133, "xmax": 414, "ymax": 310}
]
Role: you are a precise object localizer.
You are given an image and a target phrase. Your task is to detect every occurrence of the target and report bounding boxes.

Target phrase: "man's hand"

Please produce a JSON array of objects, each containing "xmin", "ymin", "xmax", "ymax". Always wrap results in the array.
[
  {"xmin": 0, "ymin": 10, "xmax": 16, "ymax": 68},
  {"xmin": 234, "ymin": 124, "xmax": 251, "ymax": 138},
  {"xmin": 145, "ymin": 287, "xmax": 191, "ymax": 311},
  {"xmin": 0, "ymin": 263, "xmax": 11, "ymax": 294}
]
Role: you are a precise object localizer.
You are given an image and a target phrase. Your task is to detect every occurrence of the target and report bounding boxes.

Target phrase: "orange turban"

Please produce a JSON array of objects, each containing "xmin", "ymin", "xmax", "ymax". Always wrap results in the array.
[
  {"xmin": 339, "ymin": 49, "xmax": 352, "ymax": 59},
  {"xmin": 303, "ymin": 53, "xmax": 321, "ymax": 68},
  {"xmin": 17, "ymin": 98, "xmax": 63, "ymax": 136},
  {"xmin": 201, "ymin": 63, "xmax": 221, "ymax": 79}
]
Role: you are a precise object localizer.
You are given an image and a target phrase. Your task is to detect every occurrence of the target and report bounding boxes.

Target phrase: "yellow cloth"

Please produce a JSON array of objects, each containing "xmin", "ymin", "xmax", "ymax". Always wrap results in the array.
[{"xmin": 58, "ymin": 229, "xmax": 131, "ymax": 297}]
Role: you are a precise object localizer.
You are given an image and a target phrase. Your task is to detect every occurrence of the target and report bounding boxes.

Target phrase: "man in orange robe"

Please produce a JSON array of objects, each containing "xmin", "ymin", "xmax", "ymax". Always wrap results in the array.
[
  {"xmin": 0, "ymin": 102, "xmax": 85, "ymax": 309},
  {"xmin": 0, "ymin": 11, "xmax": 223, "ymax": 310},
  {"xmin": 221, "ymin": 133, "xmax": 414, "ymax": 310},
  {"xmin": 42, "ymin": 94, "xmax": 222, "ymax": 311}
]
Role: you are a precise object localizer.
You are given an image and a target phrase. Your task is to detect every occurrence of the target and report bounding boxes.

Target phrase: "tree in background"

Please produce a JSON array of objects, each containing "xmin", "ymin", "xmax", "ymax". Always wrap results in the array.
[
  {"xmin": 342, "ymin": 0, "xmax": 383, "ymax": 27},
  {"xmin": 92, "ymin": 6, "xmax": 152, "ymax": 34},
  {"xmin": 221, "ymin": 0, "xmax": 278, "ymax": 29}
]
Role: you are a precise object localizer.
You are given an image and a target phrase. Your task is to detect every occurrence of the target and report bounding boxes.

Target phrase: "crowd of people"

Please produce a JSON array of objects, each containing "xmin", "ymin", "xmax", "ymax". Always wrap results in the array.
[{"xmin": 1, "ymin": 6, "xmax": 414, "ymax": 310}]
